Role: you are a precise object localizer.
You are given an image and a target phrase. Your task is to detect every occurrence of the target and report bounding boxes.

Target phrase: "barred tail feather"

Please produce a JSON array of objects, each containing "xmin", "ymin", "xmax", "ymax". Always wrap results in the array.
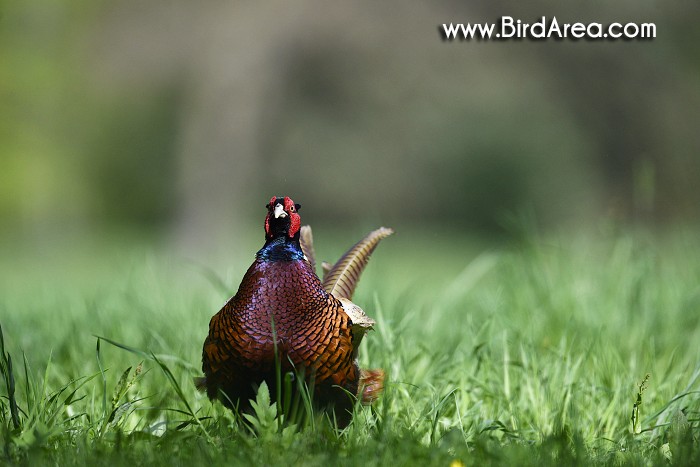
[
  {"xmin": 299, "ymin": 225, "xmax": 317, "ymax": 272},
  {"xmin": 323, "ymin": 227, "xmax": 394, "ymax": 299}
]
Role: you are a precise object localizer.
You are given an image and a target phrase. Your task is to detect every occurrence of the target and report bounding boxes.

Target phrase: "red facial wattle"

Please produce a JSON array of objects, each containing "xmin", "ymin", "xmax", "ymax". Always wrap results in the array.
[
  {"xmin": 264, "ymin": 196, "xmax": 276, "ymax": 238},
  {"xmin": 288, "ymin": 213, "xmax": 300, "ymax": 238},
  {"xmin": 283, "ymin": 196, "xmax": 301, "ymax": 238}
]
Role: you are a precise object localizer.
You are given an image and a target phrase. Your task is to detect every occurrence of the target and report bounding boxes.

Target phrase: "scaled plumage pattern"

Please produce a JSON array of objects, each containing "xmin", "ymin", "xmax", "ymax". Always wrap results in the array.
[{"xmin": 200, "ymin": 196, "xmax": 392, "ymax": 422}]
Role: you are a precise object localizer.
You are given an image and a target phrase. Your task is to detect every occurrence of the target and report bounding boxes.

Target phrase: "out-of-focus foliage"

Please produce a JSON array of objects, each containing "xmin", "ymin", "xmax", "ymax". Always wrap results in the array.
[{"xmin": 1, "ymin": 1, "xmax": 699, "ymax": 248}]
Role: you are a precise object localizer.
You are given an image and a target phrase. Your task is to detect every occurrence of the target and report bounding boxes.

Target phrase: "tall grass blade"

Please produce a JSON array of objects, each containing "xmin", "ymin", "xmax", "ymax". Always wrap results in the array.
[
  {"xmin": 150, "ymin": 353, "xmax": 212, "ymax": 443},
  {"xmin": 95, "ymin": 337, "xmax": 107, "ymax": 421}
]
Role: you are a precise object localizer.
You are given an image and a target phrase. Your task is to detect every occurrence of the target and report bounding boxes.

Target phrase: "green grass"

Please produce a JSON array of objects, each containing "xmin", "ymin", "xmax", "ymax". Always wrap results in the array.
[{"xmin": 1, "ymin": 227, "xmax": 700, "ymax": 465}]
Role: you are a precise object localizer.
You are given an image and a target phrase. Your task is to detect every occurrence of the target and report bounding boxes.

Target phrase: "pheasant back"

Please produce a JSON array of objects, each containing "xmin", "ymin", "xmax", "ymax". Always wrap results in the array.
[{"xmin": 202, "ymin": 257, "xmax": 359, "ymax": 407}]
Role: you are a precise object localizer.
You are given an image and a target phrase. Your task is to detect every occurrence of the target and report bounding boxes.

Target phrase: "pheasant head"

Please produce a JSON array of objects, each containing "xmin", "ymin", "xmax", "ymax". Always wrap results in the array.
[{"xmin": 264, "ymin": 196, "xmax": 302, "ymax": 240}]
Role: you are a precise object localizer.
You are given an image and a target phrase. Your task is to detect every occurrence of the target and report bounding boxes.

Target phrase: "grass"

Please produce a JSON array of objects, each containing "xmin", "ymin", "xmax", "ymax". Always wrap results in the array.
[{"xmin": 1, "ymin": 226, "xmax": 700, "ymax": 465}]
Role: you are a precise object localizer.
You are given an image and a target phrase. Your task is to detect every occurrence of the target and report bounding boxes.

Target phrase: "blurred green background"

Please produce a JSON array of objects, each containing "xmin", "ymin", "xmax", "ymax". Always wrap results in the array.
[
  {"xmin": 1, "ymin": 1, "xmax": 699, "ymax": 260},
  {"xmin": 2, "ymin": 4, "xmax": 700, "ymax": 462}
]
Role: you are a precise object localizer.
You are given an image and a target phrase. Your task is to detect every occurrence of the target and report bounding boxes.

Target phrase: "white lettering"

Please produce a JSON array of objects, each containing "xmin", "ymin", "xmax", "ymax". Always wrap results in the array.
[
  {"xmin": 570, "ymin": 23, "xmax": 585, "ymax": 39},
  {"xmin": 641, "ymin": 23, "xmax": 656, "ymax": 38},
  {"xmin": 530, "ymin": 16, "xmax": 546, "ymax": 39},
  {"xmin": 547, "ymin": 17, "xmax": 562, "ymax": 37},
  {"xmin": 624, "ymin": 23, "xmax": 639, "ymax": 38},
  {"xmin": 562, "ymin": 23, "xmax": 571, "ymax": 37},
  {"xmin": 501, "ymin": 16, "xmax": 515, "ymax": 38},
  {"xmin": 587, "ymin": 22, "xmax": 603, "ymax": 39},
  {"xmin": 442, "ymin": 23, "xmax": 460, "ymax": 39},
  {"xmin": 440, "ymin": 17, "xmax": 656, "ymax": 42},
  {"xmin": 478, "ymin": 22, "xmax": 496, "ymax": 38},
  {"xmin": 609, "ymin": 23, "xmax": 623, "ymax": 38}
]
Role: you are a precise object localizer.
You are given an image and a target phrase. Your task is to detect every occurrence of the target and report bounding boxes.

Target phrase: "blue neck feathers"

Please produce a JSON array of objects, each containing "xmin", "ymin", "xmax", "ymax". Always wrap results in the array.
[{"xmin": 256, "ymin": 236, "xmax": 305, "ymax": 261}]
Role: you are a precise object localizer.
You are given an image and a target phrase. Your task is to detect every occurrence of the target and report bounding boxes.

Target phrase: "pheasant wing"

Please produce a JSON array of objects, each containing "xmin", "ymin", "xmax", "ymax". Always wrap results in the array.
[
  {"xmin": 322, "ymin": 227, "xmax": 394, "ymax": 299},
  {"xmin": 337, "ymin": 297, "xmax": 375, "ymax": 344}
]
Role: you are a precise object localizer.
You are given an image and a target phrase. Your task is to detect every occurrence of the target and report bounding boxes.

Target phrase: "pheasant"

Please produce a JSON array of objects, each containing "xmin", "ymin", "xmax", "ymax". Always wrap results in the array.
[{"xmin": 200, "ymin": 196, "xmax": 392, "ymax": 423}]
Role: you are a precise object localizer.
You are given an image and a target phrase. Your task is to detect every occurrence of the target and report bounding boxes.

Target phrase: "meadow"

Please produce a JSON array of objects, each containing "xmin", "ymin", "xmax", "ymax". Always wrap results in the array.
[{"xmin": 1, "ymin": 225, "xmax": 699, "ymax": 465}]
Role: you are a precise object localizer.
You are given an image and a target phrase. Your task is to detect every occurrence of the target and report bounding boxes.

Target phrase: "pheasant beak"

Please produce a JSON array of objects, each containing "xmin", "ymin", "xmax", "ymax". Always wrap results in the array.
[{"xmin": 273, "ymin": 203, "xmax": 287, "ymax": 219}]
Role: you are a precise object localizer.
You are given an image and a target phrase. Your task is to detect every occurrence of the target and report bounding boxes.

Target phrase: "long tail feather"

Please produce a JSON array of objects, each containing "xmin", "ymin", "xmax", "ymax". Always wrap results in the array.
[
  {"xmin": 321, "ymin": 261, "xmax": 332, "ymax": 280},
  {"xmin": 323, "ymin": 227, "xmax": 394, "ymax": 299},
  {"xmin": 299, "ymin": 225, "xmax": 317, "ymax": 272}
]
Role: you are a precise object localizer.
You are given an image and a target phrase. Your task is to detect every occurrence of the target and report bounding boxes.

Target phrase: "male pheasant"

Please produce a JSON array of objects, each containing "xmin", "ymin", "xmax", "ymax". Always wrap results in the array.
[{"xmin": 200, "ymin": 196, "xmax": 392, "ymax": 422}]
